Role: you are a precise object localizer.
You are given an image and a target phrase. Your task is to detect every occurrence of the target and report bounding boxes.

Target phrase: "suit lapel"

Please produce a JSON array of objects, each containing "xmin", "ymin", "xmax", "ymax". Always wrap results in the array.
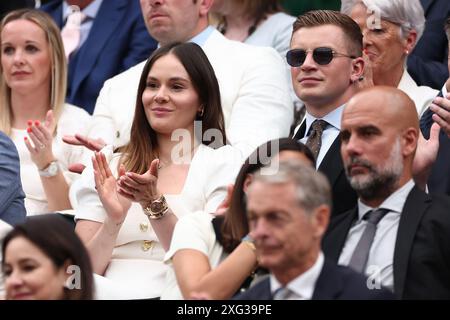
[
  {"xmin": 318, "ymin": 136, "xmax": 343, "ymax": 188},
  {"xmin": 70, "ymin": 0, "xmax": 127, "ymax": 95},
  {"xmin": 46, "ymin": 1, "xmax": 64, "ymax": 27},
  {"xmin": 393, "ymin": 186, "xmax": 431, "ymax": 298},
  {"xmin": 322, "ymin": 208, "xmax": 358, "ymax": 261},
  {"xmin": 292, "ymin": 120, "xmax": 306, "ymax": 141},
  {"xmin": 312, "ymin": 260, "xmax": 344, "ymax": 299}
]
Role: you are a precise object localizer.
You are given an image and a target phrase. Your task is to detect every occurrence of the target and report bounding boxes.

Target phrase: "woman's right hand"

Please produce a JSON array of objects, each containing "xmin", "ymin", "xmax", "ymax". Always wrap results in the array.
[{"xmin": 92, "ymin": 152, "xmax": 131, "ymax": 224}]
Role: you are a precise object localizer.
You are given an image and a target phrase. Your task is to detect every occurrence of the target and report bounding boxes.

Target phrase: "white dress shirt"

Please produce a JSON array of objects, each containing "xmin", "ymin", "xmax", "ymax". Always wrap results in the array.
[
  {"xmin": 270, "ymin": 252, "xmax": 324, "ymax": 300},
  {"xmin": 338, "ymin": 180, "xmax": 415, "ymax": 292},
  {"xmin": 299, "ymin": 105, "xmax": 344, "ymax": 168}
]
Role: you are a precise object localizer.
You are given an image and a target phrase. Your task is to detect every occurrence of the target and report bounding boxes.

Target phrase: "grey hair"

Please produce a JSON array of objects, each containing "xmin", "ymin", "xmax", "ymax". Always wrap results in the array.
[
  {"xmin": 252, "ymin": 160, "xmax": 332, "ymax": 213},
  {"xmin": 341, "ymin": 0, "xmax": 425, "ymax": 42}
]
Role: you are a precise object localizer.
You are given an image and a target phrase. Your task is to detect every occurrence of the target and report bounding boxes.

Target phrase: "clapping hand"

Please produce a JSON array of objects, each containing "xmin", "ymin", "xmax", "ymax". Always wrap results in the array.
[
  {"xmin": 63, "ymin": 134, "xmax": 107, "ymax": 174},
  {"xmin": 24, "ymin": 110, "xmax": 57, "ymax": 170},
  {"xmin": 429, "ymin": 93, "xmax": 450, "ymax": 138},
  {"xmin": 117, "ymin": 159, "xmax": 161, "ymax": 208},
  {"xmin": 93, "ymin": 151, "xmax": 131, "ymax": 224}
]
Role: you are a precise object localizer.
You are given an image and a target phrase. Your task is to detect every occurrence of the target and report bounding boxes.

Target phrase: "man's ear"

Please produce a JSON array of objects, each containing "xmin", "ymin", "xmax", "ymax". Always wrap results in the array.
[
  {"xmin": 311, "ymin": 204, "xmax": 330, "ymax": 239},
  {"xmin": 350, "ymin": 56, "xmax": 365, "ymax": 83},
  {"xmin": 402, "ymin": 127, "xmax": 419, "ymax": 157},
  {"xmin": 199, "ymin": 0, "xmax": 214, "ymax": 17}
]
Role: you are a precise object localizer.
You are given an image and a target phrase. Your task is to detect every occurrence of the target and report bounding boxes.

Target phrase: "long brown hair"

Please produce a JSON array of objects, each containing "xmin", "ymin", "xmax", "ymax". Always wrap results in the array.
[{"xmin": 118, "ymin": 42, "xmax": 226, "ymax": 174}]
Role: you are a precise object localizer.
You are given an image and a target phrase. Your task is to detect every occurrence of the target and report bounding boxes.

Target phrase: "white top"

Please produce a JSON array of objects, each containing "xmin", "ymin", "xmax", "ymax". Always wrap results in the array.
[
  {"xmin": 338, "ymin": 180, "xmax": 415, "ymax": 292},
  {"xmin": 398, "ymin": 70, "xmax": 438, "ymax": 116},
  {"xmin": 298, "ymin": 105, "xmax": 344, "ymax": 168},
  {"xmin": 10, "ymin": 104, "xmax": 91, "ymax": 215},
  {"xmin": 270, "ymin": 252, "xmax": 325, "ymax": 300},
  {"xmin": 245, "ymin": 12, "xmax": 297, "ymax": 103},
  {"xmin": 72, "ymin": 143, "xmax": 240, "ymax": 299},
  {"xmin": 161, "ymin": 212, "xmax": 226, "ymax": 300}
]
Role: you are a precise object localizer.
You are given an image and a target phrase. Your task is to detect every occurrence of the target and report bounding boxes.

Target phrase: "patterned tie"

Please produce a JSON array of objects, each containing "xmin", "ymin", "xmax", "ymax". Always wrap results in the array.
[
  {"xmin": 61, "ymin": 7, "xmax": 85, "ymax": 59},
  {"xmin": 305, "ymin": 119, "xmax": 328, "ymax": 160},
  {"xmin": 348, "ymin": 208, "xmax": 389, "ymax": 273}
]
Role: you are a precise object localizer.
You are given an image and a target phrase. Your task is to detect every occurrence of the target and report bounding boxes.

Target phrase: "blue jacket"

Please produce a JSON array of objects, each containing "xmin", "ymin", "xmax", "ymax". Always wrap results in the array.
[
  {"xmin": 407, "ymin": 0, "xmax": 450, "ymax": 89},
  {"xmin": 0, "ymin": 131, "xmax": 26, "ymax": 226},
  {"xmin": 41, "ymin": 0, "xmax": 157, "ymax": 114}
]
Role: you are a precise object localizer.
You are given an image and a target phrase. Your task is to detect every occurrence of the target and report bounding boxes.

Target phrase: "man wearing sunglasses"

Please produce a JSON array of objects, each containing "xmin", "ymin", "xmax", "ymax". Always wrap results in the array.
[{"xmin": 291, "ymin": 10, "xmax": 364, "ymax": 217}]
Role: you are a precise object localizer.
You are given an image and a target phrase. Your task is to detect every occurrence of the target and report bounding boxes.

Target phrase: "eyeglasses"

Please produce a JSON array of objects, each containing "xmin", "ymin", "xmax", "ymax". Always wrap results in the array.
[{"xmin": 286, "ymin": 47, "xmax": 356, "ymax": 67}]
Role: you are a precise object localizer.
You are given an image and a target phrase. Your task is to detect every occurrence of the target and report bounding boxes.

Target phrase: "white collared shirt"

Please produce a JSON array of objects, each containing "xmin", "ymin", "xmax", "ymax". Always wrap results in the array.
[
  {"xmin": 298, "ymin": 105, "xmax": 344, "ymax": 168},
  {"xmin": 270, "ymin": 252, "xmax": 324, "ymax": 300},
  {"xmin": 338, "ymin": 180, "xmax": 415, "ymax": 292}
]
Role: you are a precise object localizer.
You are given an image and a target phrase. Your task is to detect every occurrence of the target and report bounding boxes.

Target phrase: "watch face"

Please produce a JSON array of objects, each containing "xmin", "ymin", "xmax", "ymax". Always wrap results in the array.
[
  {"xmin": 48, "ymin": 162, "xmax": 58, "ymax": 175},
  {"xmin": 150, "ymin": 200, "xmax": 164, "ymax": 212}
]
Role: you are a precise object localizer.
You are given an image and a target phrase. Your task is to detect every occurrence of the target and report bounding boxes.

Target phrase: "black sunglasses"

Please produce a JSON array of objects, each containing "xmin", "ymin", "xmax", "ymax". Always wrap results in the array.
[{"xmin": 286, "ymin": 47, "xmax": 356, "ymax": 67}]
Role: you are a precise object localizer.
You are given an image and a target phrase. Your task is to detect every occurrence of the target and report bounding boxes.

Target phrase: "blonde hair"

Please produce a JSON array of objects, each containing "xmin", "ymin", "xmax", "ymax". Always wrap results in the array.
[{"xmin": 0, "ymin": 9, "xmax": 66, "ymax": 136}]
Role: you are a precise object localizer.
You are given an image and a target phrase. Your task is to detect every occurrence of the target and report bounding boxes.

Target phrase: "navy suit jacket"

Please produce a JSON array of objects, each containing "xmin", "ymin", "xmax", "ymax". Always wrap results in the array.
[
  {"xmin": 234, "ymin": 259, "xmax": 394, "ymax": 300},
  {"xmin": 42, "ymin": 0, "xmax": 157, "ymax": 114},
  {"xmin": 0, "ymin": 131, "xmax": 26, "ymax": 226},
  {"xmin": 407, "ymin": 0, "xmax": 450, "ymax": 89},
  {"xmin": 293, "ymin": 122, "xmax": 357, "ymax": 217},
  {"xmin": 323, "ymin": 186, "xmax": 450, "ymax": 299}
]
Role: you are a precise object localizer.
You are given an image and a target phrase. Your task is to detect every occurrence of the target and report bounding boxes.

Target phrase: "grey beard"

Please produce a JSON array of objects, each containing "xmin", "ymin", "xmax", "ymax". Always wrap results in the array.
[{"xmin": 346, "ymin": 138, "xmax": 404, "ymax": 201}]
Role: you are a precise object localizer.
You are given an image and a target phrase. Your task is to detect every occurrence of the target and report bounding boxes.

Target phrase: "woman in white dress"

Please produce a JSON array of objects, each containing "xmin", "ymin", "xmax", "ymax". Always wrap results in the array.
[
  {"xmin": 73, "ymin": 42, "xmax": 240, "ymax": 299},
  {"xmin": 0, "ymin": 9, "xmax": 91, "ymax": 215}
]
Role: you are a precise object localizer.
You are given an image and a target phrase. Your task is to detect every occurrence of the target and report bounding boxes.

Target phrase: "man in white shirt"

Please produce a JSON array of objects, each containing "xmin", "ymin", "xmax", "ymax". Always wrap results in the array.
[
  {"xmin": 323, "ymin": 86, "xmax": 450, "ymax": 299},
  {"xmin": 65, "ymin": 0, "xmax": 292, "ymax": 166},
  {"xmin": 236, "ymin": 161, "xmax": 393, "ymax": 300}
]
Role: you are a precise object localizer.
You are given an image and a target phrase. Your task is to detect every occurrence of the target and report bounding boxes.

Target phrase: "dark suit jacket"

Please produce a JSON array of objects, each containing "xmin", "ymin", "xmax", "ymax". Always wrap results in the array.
[
  {"xmin": 420, "ymin": 91, "xmax": 450, "ymax": 196},
  {"xmin": 234, "ymin": 259, "xmax": 394, "ymax": 300},
  {"xmin": 407, "ymin": 0, "xmax": 450, "ymax": 89},
  {"xmin": 41, "ymin": 0, "xmax": 157, "ymax": 114},
  {"xmin": 293, "ymin": 122, "xmax": 357, "ymax": 217},
  {"xmin": 323, "ymin": 186, "xmax": 450, "ymax": 299},
  {"xmin": 0, "ymin": 131, "xmax": 26, "ymax": 226}
]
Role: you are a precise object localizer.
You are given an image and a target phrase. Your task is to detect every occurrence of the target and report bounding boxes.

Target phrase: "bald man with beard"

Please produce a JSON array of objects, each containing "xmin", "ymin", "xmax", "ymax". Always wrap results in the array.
[{"xmin": 323, "ymin": 86, "xmax": 450, "ymax": 299}]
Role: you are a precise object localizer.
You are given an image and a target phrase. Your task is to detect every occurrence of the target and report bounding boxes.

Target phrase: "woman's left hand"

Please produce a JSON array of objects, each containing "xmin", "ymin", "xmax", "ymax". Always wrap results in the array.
[
  {"xmin": 24, "ymin": 110, "xmax": 57, "ymax": 169},
  {"xmin": 117, "ymin": 159, "xmax": 162, "ymax": 207}
]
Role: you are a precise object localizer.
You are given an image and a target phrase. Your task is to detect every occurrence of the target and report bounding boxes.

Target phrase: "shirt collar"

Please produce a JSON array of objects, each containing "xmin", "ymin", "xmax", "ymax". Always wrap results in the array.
[
  {"xmin": 63, "ymin": 0, "xmax": 103, "ymax": 20},
  {"xmin": 188, "ymin": 26, "xmax": 215, "ymax": 46},
  {"xmin": 303, "ymin": 104, "xmax": 344, "ymax": 138},
  {"xmin": 357, "ymin": 179, "xmax": 415, "ymax": 220},
  {"xmin": 270, "ymin": 252, "xmax": 324, "ymax": 300}
]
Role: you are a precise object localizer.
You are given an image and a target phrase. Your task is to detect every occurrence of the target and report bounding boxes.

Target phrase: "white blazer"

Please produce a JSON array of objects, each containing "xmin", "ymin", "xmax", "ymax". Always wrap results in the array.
[{"xmin": 88, "ymin": 29, "xmax": 293, "ymax": 159}]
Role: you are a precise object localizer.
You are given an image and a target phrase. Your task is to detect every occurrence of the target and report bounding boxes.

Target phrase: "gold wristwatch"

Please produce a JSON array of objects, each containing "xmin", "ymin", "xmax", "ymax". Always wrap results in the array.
[{"xmin": 142, "ymin": 195, "xmax": 169, "ymax": 220}]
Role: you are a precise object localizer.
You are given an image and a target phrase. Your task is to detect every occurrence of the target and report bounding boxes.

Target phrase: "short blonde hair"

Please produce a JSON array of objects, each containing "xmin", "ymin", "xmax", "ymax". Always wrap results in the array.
[{"xmin": 0, "ymin": 9, "xmax": 66, "ymax": 135}]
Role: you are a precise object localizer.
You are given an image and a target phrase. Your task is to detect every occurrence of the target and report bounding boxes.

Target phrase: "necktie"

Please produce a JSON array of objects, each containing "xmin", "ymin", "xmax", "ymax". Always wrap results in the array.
[
  {"xmin": 273, "ymin": 287, "xmax": 294, "ymax": 300},
  {"xmin": 61, "ymin": 8, "xmax": 85, "ymax": 59},
  {"xmin": 348, "ymin": 208, "xmax": 389, "ymax": 273},
  {"xmin": 305, "ymin": 119, "xmax": 328, "ymax": 160}
]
